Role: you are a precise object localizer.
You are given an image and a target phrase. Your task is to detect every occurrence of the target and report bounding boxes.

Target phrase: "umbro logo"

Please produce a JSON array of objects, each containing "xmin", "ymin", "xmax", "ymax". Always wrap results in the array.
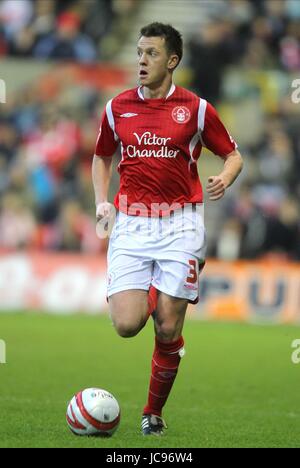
[{"xmin": 120, "ymin": 113, "xmax": 138, "ymax": 118}]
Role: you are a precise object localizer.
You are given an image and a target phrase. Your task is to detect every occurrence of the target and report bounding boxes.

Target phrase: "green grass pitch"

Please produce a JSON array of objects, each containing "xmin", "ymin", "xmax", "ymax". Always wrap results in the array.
[{"xmin": 0, "ymin": 313, "xmax": 300, "ymax": 448}]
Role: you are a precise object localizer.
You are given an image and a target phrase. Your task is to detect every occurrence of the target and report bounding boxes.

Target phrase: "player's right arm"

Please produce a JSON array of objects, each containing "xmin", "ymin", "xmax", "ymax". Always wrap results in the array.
[
  {"xmin": 92, "ymin": 102, "xmax": 119, "ymax": 220},
  {"xmin": 92, "ymin": 155, "xmax": 113, "ymax": 221}
]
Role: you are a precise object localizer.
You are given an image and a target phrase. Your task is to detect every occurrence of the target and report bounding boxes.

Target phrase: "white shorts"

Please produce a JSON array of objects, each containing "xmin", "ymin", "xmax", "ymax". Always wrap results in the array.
[{"xmin": 107, "ymin": 204, "xmax": 206, "ymax": 303}]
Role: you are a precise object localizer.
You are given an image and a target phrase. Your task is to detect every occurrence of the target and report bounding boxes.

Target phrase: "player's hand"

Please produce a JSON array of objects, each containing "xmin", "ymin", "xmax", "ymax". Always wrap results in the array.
[
  {"xmin": 206, "ymin": 176, "xmax": 227, "ymax": 201},
  {"xmin": 96, "ymin": 202, "xmax": 115, "ymax": 239},
  {"xmin": 96, "ymin": 202, "xmax": 114, "ymax": 222}
]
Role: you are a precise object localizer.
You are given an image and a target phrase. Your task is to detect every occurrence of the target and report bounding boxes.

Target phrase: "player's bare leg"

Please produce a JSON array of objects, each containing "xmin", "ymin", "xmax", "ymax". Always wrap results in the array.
[
  {"xmin": 142, "ymin": 292, "xmax": 188, "ymax": 436},
  {"xmin": 154, "ymin": 293, "xmax": 187, "ymax": 342},
  {"xmin": 109, "ymin": 288, "xmax": 158, "ymax": 338}
]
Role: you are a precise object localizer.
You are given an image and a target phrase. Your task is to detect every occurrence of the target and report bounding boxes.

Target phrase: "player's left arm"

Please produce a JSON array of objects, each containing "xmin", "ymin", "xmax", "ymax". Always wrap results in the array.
[
  {"xmin": 206, "ymin": 148, "xmax": 243, "ymax": 201},
  {"xmin": 201, "ymin": 101, "xmax": 243, "ymax": 201}
]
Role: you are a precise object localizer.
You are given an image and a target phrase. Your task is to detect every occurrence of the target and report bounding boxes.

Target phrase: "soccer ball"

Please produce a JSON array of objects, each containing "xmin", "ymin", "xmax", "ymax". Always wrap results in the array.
[{"xmin": 66, "ymin": 388, "xmax": 120, "ymax": 436}]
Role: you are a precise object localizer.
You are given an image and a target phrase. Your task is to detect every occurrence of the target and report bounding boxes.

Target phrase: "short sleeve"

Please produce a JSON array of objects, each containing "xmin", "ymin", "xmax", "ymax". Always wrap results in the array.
[
  {"xmin": 95, "ymin": 105, "xmax": 119, "ymax": 157},
  {"xmin": 201, "ymin": 102, "xmax": 237, "ymax": 159}
]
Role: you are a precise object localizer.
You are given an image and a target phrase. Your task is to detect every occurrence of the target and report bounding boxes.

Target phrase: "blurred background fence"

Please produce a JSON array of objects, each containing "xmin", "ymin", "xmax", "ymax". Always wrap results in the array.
[{"xmin": 0, "ymin": 0, "xmax": 299, "ymax": 321}]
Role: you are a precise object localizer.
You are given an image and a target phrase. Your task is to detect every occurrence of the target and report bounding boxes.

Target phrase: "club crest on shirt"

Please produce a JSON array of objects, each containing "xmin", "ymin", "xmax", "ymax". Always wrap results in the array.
[{"xmin": 172, "ymin": 106, "xmax": 191, "ymax": 124}]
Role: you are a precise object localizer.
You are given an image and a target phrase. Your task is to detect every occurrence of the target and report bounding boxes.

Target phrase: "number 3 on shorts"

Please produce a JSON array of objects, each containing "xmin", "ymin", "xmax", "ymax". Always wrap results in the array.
[{"xmin": 186, "ymin": 259, "xmax": 198, "ymax": 284}]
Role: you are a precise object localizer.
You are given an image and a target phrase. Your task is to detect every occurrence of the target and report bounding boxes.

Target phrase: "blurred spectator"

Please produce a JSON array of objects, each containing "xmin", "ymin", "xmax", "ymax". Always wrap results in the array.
[
  {"xmin": 188, "ymin": 19, "xmax": 242, "ymax": 104},
  {"xmin": 256, "ymin": 127, "xmax": 294, "ymax": 187},
  {"xmin": 214, "ymin": 183, "xmax": 269, "ymax": 260},
  {"xmin": 34, "ymin": 11, "xmax": 97, "ymax": 63},
  {"xmin": 80, "ymin": 0, "xmax": 114, "ymax": 46},
  {"xmin": 286, "ymin": 0, "xmax": 300, "ymax": 19},
  {"xmin": 0, "ymin": 155, "xmax": 9, "ymax": 194},
  {"xmin": 280, "ymin": 33, "xmax": 300, "ymax": 71},
  {"xmin": 33, "ymin": 0, "xmax": 56, "ymax": 37},
  {"xmin": 0, "ymin": 0, "xmax": 33, "ymax": 40},
  {"xmin": 54, "ymin": 199, "xmax": 99, "ymax": 252},
  {"xmin": 0, "ymin": 122, "xmax": 19, "ymax": 162},
  {"xmin": 216, "ymin": 218, "xmax": 244, "ymax": 260},
  {"xmin": 262, "ymin": 196, "xmax": 300, "ymax": 257},
  {"xmin": 0, "ymin": 192, "xmax": 37, "ymax": 250}
]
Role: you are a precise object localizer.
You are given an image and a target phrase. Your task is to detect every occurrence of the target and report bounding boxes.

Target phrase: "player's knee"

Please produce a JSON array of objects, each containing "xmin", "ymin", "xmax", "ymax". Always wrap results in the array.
[
  {"xmin": 113, "ymin": 320, "xmax": 141, "ymax": 338},
  {"xmin": 109, "ymin": 298, "xmax": 148, "ymax": 338},
  {"xmin": 155, "ymin": 321, "xmax": 178, "ymax": 341}
]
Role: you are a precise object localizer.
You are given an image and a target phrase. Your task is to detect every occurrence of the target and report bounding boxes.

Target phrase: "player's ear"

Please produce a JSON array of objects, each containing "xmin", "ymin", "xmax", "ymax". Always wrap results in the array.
[{"xmin": 168, "ymin": 54, "xmax": 179, "ymax": 71}]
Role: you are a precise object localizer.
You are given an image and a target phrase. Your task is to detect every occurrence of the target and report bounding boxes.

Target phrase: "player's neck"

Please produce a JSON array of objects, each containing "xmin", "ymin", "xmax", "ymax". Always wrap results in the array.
[{"xmin": 143, "ymin": 79, "xmax": 174, "ymax": 100}]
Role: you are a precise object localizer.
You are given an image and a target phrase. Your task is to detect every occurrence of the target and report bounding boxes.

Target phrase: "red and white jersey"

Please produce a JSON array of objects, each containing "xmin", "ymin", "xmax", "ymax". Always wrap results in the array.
[{"xmin": 95, "ymin": 84, "xmax": 237, "ymax": 216}]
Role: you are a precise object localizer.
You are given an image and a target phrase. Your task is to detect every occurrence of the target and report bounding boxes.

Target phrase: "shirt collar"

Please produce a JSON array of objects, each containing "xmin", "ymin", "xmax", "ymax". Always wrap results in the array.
[{"xmin": 138, "ymin": 83, "xmax": 176, "ymax": 100}]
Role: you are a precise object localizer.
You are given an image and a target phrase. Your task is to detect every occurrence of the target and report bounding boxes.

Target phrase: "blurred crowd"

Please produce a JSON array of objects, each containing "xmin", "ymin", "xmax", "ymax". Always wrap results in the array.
[
  {"xmin": 0, "ymin": 82, "xmax": 104, "ymax": 252},
  {"xmin": 0, "ymin": 0, "xmax": 138, "ymax": 61},
  {"xmin": 188, "ymin": 0, "xmax": 300, "ymax": 103},
  {"xmin": 0, "ymin": 0, "xmax": 299, "ymax": 260},
  {"xmin": 187, "ymin": 0, "xmax": 300, "ymax": 260}
]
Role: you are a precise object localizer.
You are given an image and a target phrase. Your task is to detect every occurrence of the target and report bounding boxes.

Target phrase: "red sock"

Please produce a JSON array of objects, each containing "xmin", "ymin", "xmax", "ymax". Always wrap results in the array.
[
  {"xmin": 143, "ymin": 336, "xmax": 185, "ymax": 417},
  {"xmin": 147, "ymin": 285, "xmax": 158, "ymax": 317}
]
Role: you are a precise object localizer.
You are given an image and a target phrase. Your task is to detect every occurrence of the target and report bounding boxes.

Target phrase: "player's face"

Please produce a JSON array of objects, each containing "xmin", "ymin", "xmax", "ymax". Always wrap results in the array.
[{"xmin": 137, "ymin": 36, "xmax": 176, "ymax": 88}]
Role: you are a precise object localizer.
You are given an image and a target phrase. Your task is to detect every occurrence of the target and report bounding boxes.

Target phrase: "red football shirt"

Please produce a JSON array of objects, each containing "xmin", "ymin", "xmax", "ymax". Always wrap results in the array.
[{"xmin": 95, "ymin": 84, "xmax": 237, "ymax": 216}]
